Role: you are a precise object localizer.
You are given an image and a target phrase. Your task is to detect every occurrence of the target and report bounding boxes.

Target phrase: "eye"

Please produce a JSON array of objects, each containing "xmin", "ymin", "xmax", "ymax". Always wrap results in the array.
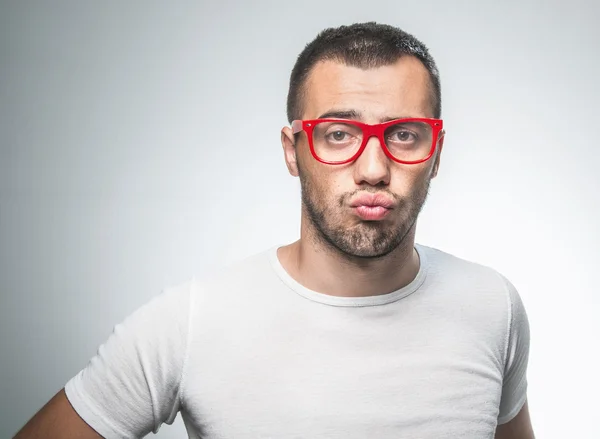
[
  {"xmin": 388, "ymin": 129, "xmax": 417, "ymax": 142},
  {"xmin": 318, "ymin": 122, "xmax": 362, "ymax": 146},
  {"xmin": 330, "ymin": 131, "xmax": 347, "ymax": 141},
  {"xmin": 325, "ymin": 130, "xmax": 354, "ymax": 142}
]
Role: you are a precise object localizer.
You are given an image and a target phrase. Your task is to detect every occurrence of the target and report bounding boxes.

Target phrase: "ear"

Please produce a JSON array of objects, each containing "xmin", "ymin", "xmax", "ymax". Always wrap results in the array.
[
  {"xmin": 430, "ymin": 130, "xmax": 445, "ymax": 179},
  {"xmin": 281, "ymin": 126, "xmax": 299, "ymax": 177}
]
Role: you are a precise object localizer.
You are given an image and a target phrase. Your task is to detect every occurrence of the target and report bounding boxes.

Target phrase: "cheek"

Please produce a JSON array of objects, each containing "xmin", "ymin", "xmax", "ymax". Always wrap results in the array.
[
  {"xmin": 314, "ymin": 173, "xmax": 339, "ymax": 200},
  {"xmin": 304, "ymin": 167, "xmax": 348, "ymax": 206},
  {"xmin": 391, "ymin": 165, "xmax": 431, "ymax": 194},
  {"xmin": 324, "ymin": 168, "xmax": 356, "ymax": 198}
]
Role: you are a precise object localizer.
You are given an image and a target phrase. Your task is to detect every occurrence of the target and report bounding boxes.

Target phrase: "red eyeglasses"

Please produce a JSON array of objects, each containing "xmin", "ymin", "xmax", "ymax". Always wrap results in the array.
[{"xmin": 292, "ymin": 118, "xmax": 444, "ymax": 165}]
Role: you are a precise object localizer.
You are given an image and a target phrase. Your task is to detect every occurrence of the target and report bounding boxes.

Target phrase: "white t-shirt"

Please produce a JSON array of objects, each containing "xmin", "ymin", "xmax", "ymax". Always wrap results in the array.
[{"xmin": 65, "ymin": 244, "xmax": 530, "ymax": 438}]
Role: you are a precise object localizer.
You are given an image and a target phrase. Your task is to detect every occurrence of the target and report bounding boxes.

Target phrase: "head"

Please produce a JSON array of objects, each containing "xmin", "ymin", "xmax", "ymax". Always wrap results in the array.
[{"xmin": 281, "ymin": 22, "xmax": 445, "ymax": 260}]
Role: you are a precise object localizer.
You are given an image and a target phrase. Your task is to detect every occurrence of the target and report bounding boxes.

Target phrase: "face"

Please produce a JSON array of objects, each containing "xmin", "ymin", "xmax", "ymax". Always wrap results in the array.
[{"xmin": 281, "ymin": 57, "xmax": 444, "ymax": 259}]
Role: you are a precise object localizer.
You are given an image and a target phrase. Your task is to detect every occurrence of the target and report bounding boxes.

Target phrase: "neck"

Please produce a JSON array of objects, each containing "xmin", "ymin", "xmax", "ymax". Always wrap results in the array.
[{"xmin": 277, "ymin": 221, "xmax": 420, "ymax": 298}]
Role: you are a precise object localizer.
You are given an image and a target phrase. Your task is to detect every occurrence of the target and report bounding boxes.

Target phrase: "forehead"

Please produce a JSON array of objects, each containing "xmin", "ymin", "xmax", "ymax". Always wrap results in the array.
[{"xmin": 302, "ymin": 57, "xmax": 433, "ymax": 121}]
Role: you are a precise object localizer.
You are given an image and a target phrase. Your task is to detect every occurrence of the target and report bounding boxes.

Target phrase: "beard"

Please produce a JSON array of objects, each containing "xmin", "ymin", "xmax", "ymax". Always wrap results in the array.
[{"xmin": 298, "ymin": 164, "xmax": 432, "ymax": 260}]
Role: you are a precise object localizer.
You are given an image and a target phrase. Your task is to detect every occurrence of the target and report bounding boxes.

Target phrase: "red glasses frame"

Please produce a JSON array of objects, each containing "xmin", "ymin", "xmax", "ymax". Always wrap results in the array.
[{"xmin": 292, "ymin": 118, "xmax": 444, "ymax": 165}]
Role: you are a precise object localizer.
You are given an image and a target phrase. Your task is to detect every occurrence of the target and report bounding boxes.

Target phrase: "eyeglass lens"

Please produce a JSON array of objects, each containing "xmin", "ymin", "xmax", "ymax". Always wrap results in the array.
[{"xmin": 312, "ymin": 121, "xmax": 433, "ymax": 162}]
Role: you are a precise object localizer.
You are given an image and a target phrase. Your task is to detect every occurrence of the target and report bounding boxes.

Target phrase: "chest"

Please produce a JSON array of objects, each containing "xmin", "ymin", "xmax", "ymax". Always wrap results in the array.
[{"xmin": 180, "ymin": 309, "xmax": 506, "ymax": 438}]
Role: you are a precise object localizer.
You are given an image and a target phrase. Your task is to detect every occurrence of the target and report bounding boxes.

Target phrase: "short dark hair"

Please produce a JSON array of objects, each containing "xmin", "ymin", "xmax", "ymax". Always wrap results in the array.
[{"xmin": 286, "ymin": 22, "xmax": 441, "ymax": 123}]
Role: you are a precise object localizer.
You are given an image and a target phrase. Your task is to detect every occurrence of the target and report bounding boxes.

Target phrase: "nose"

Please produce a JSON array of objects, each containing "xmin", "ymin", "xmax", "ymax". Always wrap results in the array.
[{"xmin": 352, "ymin": 135, "xmax": 391, "ymax": 187}]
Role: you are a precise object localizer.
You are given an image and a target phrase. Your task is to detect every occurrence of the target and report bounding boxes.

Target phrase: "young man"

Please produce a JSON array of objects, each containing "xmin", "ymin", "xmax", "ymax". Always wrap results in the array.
[{"xmin": 15, "ymin": 22, "xmax": 534, "ymax": 438}]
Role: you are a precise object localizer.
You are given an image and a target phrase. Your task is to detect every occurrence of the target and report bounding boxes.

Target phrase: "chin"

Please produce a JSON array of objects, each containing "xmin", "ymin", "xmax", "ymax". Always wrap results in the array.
[
  {"xmin": 339, "ymin": 244, "xmax": 399, "ymax": 260},
  {"xmin": 325, "ymin": 229, "xmax": 404, "ymax": 260}
]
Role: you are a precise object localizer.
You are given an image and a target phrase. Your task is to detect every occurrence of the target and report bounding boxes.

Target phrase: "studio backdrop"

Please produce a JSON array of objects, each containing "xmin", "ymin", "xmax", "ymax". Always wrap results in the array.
[{"xmin": 1, "ymin": 1, "xmax": 598, "ymax": 437}]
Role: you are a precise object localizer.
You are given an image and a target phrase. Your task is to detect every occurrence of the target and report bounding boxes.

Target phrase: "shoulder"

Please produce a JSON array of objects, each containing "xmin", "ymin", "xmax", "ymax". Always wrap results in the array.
[
  {"xmin": 418, "ymin": 244, "xmax": 513, "ymax": 294},
  {"xmin": 417, "ymin": 244, "xmax": 521, "ymax": 332}
]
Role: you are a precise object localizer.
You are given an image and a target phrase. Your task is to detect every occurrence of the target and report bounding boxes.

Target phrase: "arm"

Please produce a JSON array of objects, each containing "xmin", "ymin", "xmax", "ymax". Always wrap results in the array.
[
  {"xmin": 494, "ymin": 399, "xmax": 535, "ymax": 439},
  {"xmin": 13, "ymin": 389, "xmax": 102, "ymax": 439}
]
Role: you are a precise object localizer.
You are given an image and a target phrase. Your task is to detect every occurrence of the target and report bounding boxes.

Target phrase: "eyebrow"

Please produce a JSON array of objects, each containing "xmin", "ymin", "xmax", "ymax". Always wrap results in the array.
[
  {"xmin": 316, "ymin": 110, "xmax": 412, "ymax": 122},
  {"xmin": 317, "ymin": 110, "xmax": 361, "ymax": 119}
]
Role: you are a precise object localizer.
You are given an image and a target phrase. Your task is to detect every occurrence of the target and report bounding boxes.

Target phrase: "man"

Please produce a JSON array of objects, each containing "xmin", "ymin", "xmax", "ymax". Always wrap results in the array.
[{"xmin": 15, "ymin": 22, "xmax": 534, "ymax": 438}]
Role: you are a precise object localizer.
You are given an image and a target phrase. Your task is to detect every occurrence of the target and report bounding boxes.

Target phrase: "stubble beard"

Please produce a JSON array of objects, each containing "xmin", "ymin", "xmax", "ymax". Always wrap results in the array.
[{"xmin": 298, "ymin": 168, "xmax": 431, "ymax": 260}]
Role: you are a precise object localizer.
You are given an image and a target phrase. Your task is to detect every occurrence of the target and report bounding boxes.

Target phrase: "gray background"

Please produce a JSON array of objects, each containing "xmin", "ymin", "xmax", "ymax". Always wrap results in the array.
[{"xmin": 1, "ymin": 0, "xmax": 598, "ymax": 437}]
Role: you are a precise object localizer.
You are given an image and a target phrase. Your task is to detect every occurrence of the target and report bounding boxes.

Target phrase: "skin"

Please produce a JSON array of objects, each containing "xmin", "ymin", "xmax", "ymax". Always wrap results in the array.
[
  {"xmin": 495, "ymin": 400, "xmax": 536, "ymax": 439},
  {"xmin": 14, "ymin": 55, "xmax": 533, "ymax": 438},
  {"xmin": 13, "ymin": 389, "xmax": 102, "ymax": 438}
]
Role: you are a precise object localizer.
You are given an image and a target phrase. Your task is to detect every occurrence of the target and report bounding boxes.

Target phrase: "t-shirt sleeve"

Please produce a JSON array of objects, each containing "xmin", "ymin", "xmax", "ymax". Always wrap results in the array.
[
  {"xmin": 64, "ymin": 280, "xmax": 194, "ymax": 438},
  {"xmin": 497, "ymin": 275, "xmax": 531, "ymax": 425}
]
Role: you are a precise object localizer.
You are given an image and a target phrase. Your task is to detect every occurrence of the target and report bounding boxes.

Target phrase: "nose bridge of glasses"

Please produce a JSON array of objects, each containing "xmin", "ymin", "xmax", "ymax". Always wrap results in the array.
[
  {"xmin": 358, "ymin": 131, "xmax": 391, "ymax": 165},
  {"xmin": 362, "ymin": 125, "xmax": 388, "ymax": 153}
]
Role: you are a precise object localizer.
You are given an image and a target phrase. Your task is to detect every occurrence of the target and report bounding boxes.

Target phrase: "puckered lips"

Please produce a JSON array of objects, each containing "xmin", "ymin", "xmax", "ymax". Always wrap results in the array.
[{"xmin": 349, "ymin": 193, "xmax": 394, "ymax": 221}]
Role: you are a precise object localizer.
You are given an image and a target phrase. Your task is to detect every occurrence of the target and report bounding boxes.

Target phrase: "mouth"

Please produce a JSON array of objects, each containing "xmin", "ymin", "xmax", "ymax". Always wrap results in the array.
[
  {"xmin": 352, "ymin": 205, "xmax": 391, "ymax": 221},
  {"xmin": 349, "ymin": 193, "xmax": 395, "ymax": 221}
]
